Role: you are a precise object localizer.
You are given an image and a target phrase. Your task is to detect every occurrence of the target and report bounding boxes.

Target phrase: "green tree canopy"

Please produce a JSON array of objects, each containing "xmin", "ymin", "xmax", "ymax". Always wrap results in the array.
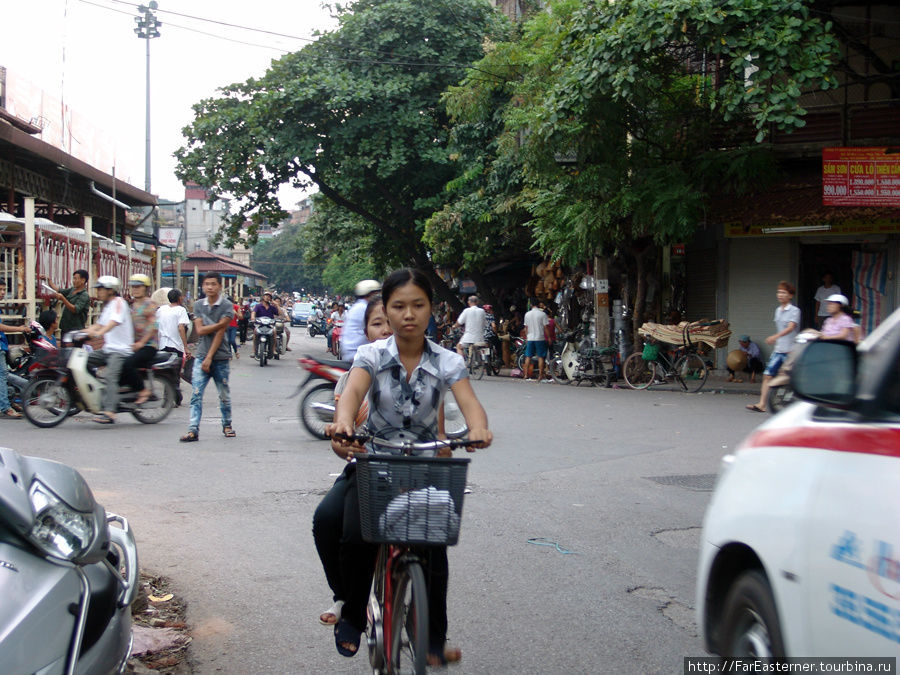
[
  {"xmin": 176, "ymin": 0, "xmax": 505, "ymax": 307},
  {"xmin": 445, "ymin": 0, "xmax": 840, "ymax": 264},
  {"xmin": 249, "ymin": 221, "xmax": 324, "ymax": 293}
]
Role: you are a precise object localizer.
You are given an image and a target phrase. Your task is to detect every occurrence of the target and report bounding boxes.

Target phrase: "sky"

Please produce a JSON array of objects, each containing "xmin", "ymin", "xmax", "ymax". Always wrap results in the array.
[{"xmin": 2, "ymin": 0, "xmax": 338, "ymax": 206}]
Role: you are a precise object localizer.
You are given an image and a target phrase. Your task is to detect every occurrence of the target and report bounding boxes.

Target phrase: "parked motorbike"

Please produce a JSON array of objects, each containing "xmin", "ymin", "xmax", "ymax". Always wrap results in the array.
[
  {"xmin": 274, "ymin": 318, "xmax": 286, "ymax": 358},
  {"xmin": 254, "ymin": 317, "xmax": 275, "ymax": 367},
  {"xmin": 549, "ymin": 330, "xmax": 618, "ymax": 386},
  {"xmin": 20, "ymin": 331, "xmax": 179, "ymax": 428},
  {"xmin": 766, "ymin": 330, "xmax": 819, "ymax": 413},
  {"xmin": 0, "ymin": 446, "xmax": 138, "ymax": 674},
  {"xmin": 5, "ymin": 321, "xmax": 58, "ymax": 409}
]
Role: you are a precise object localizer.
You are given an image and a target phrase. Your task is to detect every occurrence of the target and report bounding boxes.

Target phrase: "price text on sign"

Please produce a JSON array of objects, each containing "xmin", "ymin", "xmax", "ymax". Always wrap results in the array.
[{"xmin": 823, "ymin": 147, "xmax": 900, "ymax": 207}]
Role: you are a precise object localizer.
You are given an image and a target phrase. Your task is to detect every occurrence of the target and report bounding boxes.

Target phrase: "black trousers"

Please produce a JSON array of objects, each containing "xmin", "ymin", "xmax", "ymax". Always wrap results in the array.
[
  {"xmin": 312, "ymin": 464, "xmax": 450, "ymax": 649},
  {"xmin": 161, "ymin": 347, "xmax": 184, "ymax": 405},
  {"xmin": 120, "ymin": 345, "xmax": 156, "ymax": 392}
]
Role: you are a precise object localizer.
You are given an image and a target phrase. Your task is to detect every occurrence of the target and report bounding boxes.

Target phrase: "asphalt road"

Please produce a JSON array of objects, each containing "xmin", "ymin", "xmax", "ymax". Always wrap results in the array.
[{"xmin": 2, "ymin": 329, "xmax": 767, "ymax": 673}]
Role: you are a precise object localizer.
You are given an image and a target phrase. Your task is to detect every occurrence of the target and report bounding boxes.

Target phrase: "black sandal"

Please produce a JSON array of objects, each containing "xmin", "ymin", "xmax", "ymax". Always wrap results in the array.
[
  {"xmin": 334, "ymin": 619, "xmax": 361, "ymax": 657},
  {"xmin": 180, "ymin": 430, "xmax": 199, "ymax": 442},
  {"xmin": 223, "ymin": 425, "xmax": 236, "ymax": 438}
]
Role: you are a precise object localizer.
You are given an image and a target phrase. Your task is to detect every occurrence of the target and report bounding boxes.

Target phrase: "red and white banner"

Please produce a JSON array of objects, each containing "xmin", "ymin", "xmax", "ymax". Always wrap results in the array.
[{"xmin": 823, "ymin": 147, "xmax": 900, "ymax": 207}]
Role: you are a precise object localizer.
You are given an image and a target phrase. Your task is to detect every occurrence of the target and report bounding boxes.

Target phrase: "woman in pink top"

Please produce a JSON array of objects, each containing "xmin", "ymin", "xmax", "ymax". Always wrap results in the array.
[{"xmin": 820, "ymin": 294, "xmax": 857, "ymax": 342}]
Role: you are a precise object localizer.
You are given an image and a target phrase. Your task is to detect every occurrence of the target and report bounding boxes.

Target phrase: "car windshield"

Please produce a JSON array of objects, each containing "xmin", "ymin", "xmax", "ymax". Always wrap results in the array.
[{"xmin": 294, "ymin": 303, "xmax": 313, "ymax": 314}]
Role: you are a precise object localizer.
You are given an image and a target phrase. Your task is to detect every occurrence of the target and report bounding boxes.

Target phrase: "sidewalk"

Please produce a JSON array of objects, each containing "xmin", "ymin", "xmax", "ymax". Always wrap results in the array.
[{"xmin": 493, "ymin": 367, "xmax": 760, "ymax": 396}]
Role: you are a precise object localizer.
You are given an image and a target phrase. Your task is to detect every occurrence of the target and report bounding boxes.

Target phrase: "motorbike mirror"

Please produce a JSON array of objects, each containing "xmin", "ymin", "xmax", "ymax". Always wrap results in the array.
[{"xmin": 791, "ymin": 340, "xmax": 858, "ymax": 408}]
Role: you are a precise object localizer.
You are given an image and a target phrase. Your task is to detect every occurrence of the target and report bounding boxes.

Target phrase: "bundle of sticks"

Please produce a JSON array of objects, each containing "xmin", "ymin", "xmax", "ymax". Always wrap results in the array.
[{"xmin": 638, "ymin": 319, "xmax": 732, "ymax": 349}]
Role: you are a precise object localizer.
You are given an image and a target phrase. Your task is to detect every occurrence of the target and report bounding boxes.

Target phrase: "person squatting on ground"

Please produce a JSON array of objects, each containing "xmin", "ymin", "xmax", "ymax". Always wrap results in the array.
[
  {"xmin": 523, "ymin": 299, "xmax": 550, "ymax": 382},
  {"xmin": 0, "ymin": 285, "xmax": 27, "ymax": 419},
  {"xmin": 747, "ymin": 281, "xmax": 800, "ymax": 413},
  {"xmin": 726, "ymin": 335, "xmax": 763, "ymax": 383},
  {"xmin": 85, "ymin": 276, "xmax": 135, "ymax": 424},
  {"xmin": 321, "ymin": 268, "xmax": 492, "ymax": 666},
  {"xmin": 342, "ymin": 280, "xmax": 382, "ymax": 363},
  {"xmin": 42, "ymin": 269, "xmax": 91, "ymax": 333},
  {"xmin": 157, "ymin": 288, "xmax": 191, "ymax": 407},
  {"xmin": 120, "ymin": 274, "xmax": 158, "ymax": 407},
  {"xmin": 455, "ymin": 295, "xmax": 487, "ymax": 359},
  {"xmin": 180, "ymin": 272, "xmax": 235, "ymax": 442}
]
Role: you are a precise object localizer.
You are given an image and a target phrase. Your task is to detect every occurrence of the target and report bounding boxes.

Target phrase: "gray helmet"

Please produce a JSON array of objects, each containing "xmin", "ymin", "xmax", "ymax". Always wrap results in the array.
[
  {"xmin": 93, "ymin": 275, "xmax": 121, "ymax": 291},
  {"xmin": 354, "ymin": 279, "xmax": 381, "ymax": 297}
]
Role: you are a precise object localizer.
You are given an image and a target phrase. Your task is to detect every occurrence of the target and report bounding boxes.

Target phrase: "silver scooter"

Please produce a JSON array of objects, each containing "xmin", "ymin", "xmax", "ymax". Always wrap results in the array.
[{"xmin": 0, "ymin": 446, "xmax": 138, "ymax": 674}]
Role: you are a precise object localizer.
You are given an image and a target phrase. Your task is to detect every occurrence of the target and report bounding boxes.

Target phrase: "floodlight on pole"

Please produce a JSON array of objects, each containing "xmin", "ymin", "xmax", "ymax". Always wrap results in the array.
[{"xmin": 134, "ymin": 1, "xmax": 161, "ymax": 194}]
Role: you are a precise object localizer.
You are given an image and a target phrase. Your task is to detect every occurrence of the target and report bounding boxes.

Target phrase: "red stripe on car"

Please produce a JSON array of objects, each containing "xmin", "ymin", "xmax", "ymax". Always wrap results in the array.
[{"xmin": 743, "ymin": 426, "xmax": 900, "ymax": 458}]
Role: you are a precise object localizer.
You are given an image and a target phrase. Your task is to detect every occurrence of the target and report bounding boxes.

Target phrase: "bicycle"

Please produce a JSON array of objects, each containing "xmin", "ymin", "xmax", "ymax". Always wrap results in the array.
[
  {"xmin": 622, "ymin": 324, "xmax": 709, "ymax": 393},
  {"xmin": 463, "ymin": 342, "xmax": 489, "ymax": 380},
  {"xmin": 335, "ymin": 432, "xmax": 474, "ymax": 674}
]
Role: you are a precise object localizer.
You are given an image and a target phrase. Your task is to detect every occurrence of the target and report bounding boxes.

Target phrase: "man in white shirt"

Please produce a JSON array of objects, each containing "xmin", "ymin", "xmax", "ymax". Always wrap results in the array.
[
  {"xmin": 342, "ymin": 280, "xmax": 381, "ymax": 362},
  {"xmin": 523, "ymin": 300, "xmax": 550, "ymax": 382},
  {"xmin": 813, "ymin": 271, "xmax": 841, "ymax": 329},
  {"xmin": 455, "ymin": 295, "xmax": 487, "ymax": 358},
  {"xmin": 157, "ymin": 288, "xmax": 191, "ymax": 406},
  {"xmin": 85, "ymin": 275, "xmax": 134, "ymax": 424}
]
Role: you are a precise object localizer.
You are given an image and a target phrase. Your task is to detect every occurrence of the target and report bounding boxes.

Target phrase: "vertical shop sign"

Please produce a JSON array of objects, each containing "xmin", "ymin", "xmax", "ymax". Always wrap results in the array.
[{"xmin": 823, "ymin": 147, "xmax": 900, "ymax": 207}]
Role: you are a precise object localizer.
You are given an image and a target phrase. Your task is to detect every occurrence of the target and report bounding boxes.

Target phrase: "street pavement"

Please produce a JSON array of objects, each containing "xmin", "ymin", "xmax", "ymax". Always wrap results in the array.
[{"xmin": 1, "ymin": 329, "xmax": 770, "ymax": 673}]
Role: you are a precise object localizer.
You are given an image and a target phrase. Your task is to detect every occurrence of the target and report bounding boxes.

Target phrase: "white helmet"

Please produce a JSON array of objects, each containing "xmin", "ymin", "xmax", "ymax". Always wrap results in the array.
[
  {"xmin": 354, "ymin": 279, "xmax": 381, "ymax": 297},
  {"xmin": 94, "ymin": 275, "xmax": 121, "ymax": 291},
  {"xmin": 826, "ymin": 293, "xmax": 849, "ymax": 306}
]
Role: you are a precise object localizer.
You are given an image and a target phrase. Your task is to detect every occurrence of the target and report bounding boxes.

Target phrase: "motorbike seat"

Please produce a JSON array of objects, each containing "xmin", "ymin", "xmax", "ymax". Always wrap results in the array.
[
  {"xmin": 150, "ymin": 351, "xmax": 179, "ymax": 367},
  {"xmin": 304, "ymin": 354, "xmax": 351, "ymax": 369}
]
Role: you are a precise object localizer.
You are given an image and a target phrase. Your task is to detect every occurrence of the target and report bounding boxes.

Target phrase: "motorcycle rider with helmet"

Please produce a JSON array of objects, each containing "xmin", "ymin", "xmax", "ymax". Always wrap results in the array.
[
  {"xmin": 120, "ymin": 274, "xmax": 158, "ymax": 406},
  {"xmin": 341, "ymin": 280, "xmax": 381, "ymax": 362},
  {"xmin": 251, "ymin": 292, "xmax": 278, "ymax": 359},
  {"xmin": 85, "ymin": 275, "xmax": 134, "ymax": 424}
]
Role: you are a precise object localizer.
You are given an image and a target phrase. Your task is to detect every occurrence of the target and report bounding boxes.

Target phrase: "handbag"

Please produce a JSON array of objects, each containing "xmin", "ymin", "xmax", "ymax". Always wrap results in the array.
[{"xmin": 181, "ymin": 355, "xmax": 195, "ymax": 384}]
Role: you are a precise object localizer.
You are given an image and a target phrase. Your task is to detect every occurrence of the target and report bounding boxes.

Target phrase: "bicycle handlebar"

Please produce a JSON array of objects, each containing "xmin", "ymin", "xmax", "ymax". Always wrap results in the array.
[{"xmin": 331, "ymin": 432, "xmax": 477, "ymax": 452}]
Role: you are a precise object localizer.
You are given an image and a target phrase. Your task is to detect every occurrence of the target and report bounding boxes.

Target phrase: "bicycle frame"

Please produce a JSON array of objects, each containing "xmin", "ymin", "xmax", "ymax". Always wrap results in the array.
[{"xmin": 370, "ymin": 543, "xmax": 418, "ymax": 671}]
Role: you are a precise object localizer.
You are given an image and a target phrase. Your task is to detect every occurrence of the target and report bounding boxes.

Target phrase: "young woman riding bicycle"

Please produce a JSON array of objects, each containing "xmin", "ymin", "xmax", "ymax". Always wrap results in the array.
[{"xmin": 322, "ymin": 268, "xmax": 492, "ymax": 665}]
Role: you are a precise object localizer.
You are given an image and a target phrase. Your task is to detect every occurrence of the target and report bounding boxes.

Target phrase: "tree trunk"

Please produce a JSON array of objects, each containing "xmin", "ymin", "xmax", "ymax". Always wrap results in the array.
[
  {"xmin": 467, "ymin": 269, "xmax": 499, "ymax": 313},
  {"xmin": 631, "ymin": 244, "xmax": 651, "ymax": 347},
  {"xmin": 409, "ymin": 251, "xmax": 464, "ymax": 314}
]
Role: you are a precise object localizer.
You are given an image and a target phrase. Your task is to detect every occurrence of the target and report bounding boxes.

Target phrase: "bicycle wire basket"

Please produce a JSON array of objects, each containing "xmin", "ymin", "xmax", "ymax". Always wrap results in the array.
[
  {"xmin": 355, "ymin": 454, "xmax": 470, "ymax": 546},
  {"xmin": 641, "ymin": 342, "xmax": 660, "ymax": 361}
]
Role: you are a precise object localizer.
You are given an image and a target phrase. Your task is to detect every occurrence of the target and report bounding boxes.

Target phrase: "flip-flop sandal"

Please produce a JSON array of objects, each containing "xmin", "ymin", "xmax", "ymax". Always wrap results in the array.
[
  {"xmin": 2, "ymin": 408, "xmax": 23, "ymax": 419},
  {"xmin": 92, "ymin": 413, "xmax": 115, "ymax": 424},
  {"xmin": 319, "ymin": 600, "xmax": 344, "ymax": 626},
  {"xmin": 746, "ymin": 404, "xmax": 765, "ymax": 413},
  {"xmin": 334, "ymin": 619, "xmax": 361, "ymax": 657},
  {"xmin": 180, "ymin": 430, "xmax": 199, "ymax": 442},
  {"xmin": 223, "ymin": 426, "xmax": 236, "ymax": 438},
  {"xmin": 427, "ymin": 645, "xmax": 462, "ymax": 666}
]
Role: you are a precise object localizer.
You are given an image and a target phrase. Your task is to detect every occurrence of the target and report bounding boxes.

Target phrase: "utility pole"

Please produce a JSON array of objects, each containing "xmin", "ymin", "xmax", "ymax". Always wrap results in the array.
[
  {"xmin": 134, "ymin": 1, "xmax": 161, "ymax": 193},
  {"xmin": 135, "ymin": 2, "xmax": 161, "ymax": 284}
]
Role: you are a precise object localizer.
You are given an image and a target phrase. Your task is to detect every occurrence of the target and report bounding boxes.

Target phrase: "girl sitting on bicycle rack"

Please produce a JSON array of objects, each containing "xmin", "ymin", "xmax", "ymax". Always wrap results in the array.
[
  {"xmin": 314, "ymin": 295, "xmax": 390, "ymax": 627},
  {"xmin": 323, "ymin": 268, "xmax": 492, "ymax": 665}
]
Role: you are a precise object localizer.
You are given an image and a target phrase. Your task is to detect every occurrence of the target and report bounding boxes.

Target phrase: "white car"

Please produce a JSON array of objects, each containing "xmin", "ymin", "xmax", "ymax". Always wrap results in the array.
[{"xmin": 697, "ymin": 309, "xmax": 900, "ymax": 658}]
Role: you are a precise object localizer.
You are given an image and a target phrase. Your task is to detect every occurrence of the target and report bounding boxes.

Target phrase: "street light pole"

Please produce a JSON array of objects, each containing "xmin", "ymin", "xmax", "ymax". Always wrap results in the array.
[
  {"xmin": 134, "ymin": 1, "xmax": 161, "ymax": 194},
  {"xmin": 135, "ymin": 2, "xmax": 161, "ymax": 284}
]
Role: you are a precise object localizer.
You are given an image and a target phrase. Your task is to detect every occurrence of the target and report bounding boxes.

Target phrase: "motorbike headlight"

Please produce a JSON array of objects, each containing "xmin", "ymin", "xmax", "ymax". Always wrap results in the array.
[{"xmin": 28, "ymin": 481, "xmax": 96, "ymax": 560}]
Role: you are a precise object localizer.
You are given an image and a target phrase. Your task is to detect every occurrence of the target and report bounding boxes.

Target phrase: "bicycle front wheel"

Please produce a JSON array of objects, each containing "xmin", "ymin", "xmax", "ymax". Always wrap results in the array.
[
  {"xmin": 623, "ymin": 353, "xmax": 654, "ymax": 390},
  {"xmin": 390, "ymin": 561, "xmax": 428, "ymax": 675},
  {"xmin": 675, "ymin": 353, "xmax": 709, "ymax": 393}
]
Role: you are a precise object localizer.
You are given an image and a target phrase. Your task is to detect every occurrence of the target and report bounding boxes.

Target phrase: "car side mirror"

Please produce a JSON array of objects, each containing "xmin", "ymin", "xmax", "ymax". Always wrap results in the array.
[{"xmin": 791, "ymin": 340, "xmax": 858, "ymax": 408}]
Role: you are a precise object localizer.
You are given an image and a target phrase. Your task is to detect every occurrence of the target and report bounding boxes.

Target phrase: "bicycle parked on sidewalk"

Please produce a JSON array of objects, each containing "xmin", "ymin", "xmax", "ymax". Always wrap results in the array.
[
  {"xmin": 335, "ymin": 432, "xmax": 475, "ymax": 675},
  {"xmin": 622, "ymin": 323, "xmax": 709, "ymax": 393}
]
